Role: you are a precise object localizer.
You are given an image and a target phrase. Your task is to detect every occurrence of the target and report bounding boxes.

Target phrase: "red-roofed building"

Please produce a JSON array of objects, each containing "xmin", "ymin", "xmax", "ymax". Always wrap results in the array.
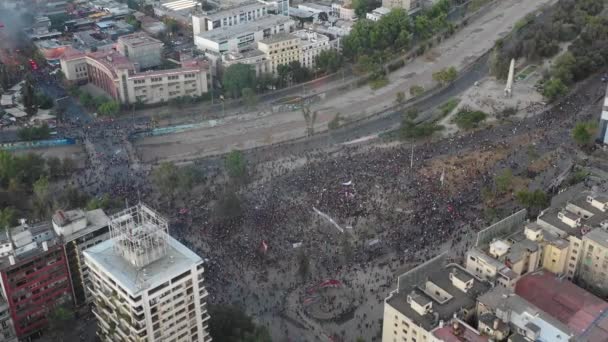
[
  {"xmin": 432, "ymin": 319, "xmax": 489, "ymax": 342},
  {"xmin": 515, "ymin": 270, "xmax": 608, "ymax": 341}
]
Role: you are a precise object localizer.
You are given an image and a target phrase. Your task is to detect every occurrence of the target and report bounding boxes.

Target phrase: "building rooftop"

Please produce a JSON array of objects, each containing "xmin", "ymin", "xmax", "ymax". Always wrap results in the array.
[
  {"xmin": 515, "ymin": 270, "xmax": 608, "ymax": 340},
  {"xmin": 259, "ymin": 32, "xmax": 298, "ymax": 44},
  {"xmin": 203, "ymin": 2, "xmax": 267, "ymax": 21},
  {"xmin": 84, "ymin": 233, "xmax": 202, "ymax": 295},
  {"xmin": 432, "ymin": 320, "xmax": 489, "ymax": 342},
  {"xmin": 197, "ymin": 15, "xmax": 293, "ymax": 42},
  {"xmin": 386, "ymin": 263, "xmax": 491, "ymax": 331},
  {"xmin": 118, "ymin": 32, "xmax": 163, "ymax": 48},
  {"xmin": 538, "ymin": 207, "xmax": 584, "ymax": 238},
  {"xmin": 53, "ymin": 209, "xmax": 109, "ymax": 241},
  {"xmin": 477, "ymin": 286, "xmax": 573, "ymax": 341},
  {"xmin": 584, "ymin": 228, "xmax": 608, "ymax": 248}
]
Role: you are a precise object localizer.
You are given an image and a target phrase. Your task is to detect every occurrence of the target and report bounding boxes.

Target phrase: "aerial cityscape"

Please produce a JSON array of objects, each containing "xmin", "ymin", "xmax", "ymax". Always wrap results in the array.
[{"xmin": 0, "ymin": 0, "xmax": 607, "ymax": 341}]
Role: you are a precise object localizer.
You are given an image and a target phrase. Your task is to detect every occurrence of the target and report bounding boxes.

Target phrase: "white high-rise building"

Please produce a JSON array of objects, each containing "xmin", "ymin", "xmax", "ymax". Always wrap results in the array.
[{"xmin": 84, "ymin": 203, "xmax": 211, "ymax": 342}]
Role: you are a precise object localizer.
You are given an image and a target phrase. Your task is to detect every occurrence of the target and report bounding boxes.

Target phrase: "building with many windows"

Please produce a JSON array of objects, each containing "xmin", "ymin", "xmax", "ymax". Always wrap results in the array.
[
  {"xmin": 292, "ymin": 30, "xmax": 330, "ymax": 69},
  {"xmin": 192, "ymin": 2, "xmax": 269, "ymax": 34},
  {"xmin": 381, "ymin": 0, "xmax": 420, "ymax": 11},
  {"xmin": 52, "ymin": 208, "xmax": 110, "ymax": 306},
  {"xmin": 257, "ymin": 33, "xmax": 300, "ymax": 74},
  {"xmin": 84, "ymin": 203, "xmax": 211, "ymax": 342},
  {"xmin": 60, "ymin": 48, "xmax": 210, "ymax": 105},
  {"xmin": 0, "ymin": 297, "xmax": 17, "ymax": 342},
  {"xmin": 0, "ymin": 221, "xmax": 73, "ymax": 340},
  {"xmin": 194, "ymin": 15, "xmax": 295, "ymax": 54}
]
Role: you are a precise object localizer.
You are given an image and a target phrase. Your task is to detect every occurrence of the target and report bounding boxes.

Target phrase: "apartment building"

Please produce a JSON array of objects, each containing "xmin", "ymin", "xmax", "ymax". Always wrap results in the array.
[
  {"xmin": 194, "ymin": 15, "xmax": 295, "ymax": 54},
  {"xmin": 382, "ymin": 254, "xmax": 491, "ymax": 342},
  {"xmin": 258, "ymin": 33, "xmax": 301, "ymax": 74},
  {"xmin": 192, "ymin": 2, "xmax": 268, "ymax": 34},
  {"xmin": 0, "ymin": 297, "xmax": 17, "ymax": 342},
  {"xmin": 84, "ymin": 203, "xmax": 211, "ymax": 342},
  {"xmin": 117, "ymin": 32, "xmax": 163, "ymax": 70},
  {"xmin": 52, "ymin": 209, "xmax": 110, "ymax": 306},
  {"xmin": 60, "ymin": 48, "xmax": 210, "ymax": 105},
  {"xmin": 0, "ymin": 221, "xmax": 73, "ymax": 340},
  {"xmin": 292, "ymin": 30, "xmax": 330, "ymax": 69}
]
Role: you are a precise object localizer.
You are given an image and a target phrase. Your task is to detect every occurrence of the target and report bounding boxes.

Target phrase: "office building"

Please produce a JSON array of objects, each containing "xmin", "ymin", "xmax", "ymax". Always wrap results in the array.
[
  {"xmin": 382, "ymin": 254, "xmax": 491, "ymax": 342},
  {"xmin": 194, "ymin": 15, "xmax": 295, "ymax": 53},
  {"xmin": 60, "ymin": 48, "xmax": 211, "ymax": 105},
  {"xmin": 84, "ymin": 203, "xmax": 211, "ymax": 342},
  {"xmin": 192, "ymin": 2, "xmax": 269, "ymax": 34},
  {"xmin": 0, "ymin": 221, "xmax": 73, "ymax": 340},
  {"xmin": 52, "ymin": 209, "xmax": 110, "ymax": 306},
  {"xmin": 117, "ymin": 33, "xmax": 164, "ymax": 70},
  {"xmin": 258, "ymin": 33, "xmax": 300, "ymax": 74}
]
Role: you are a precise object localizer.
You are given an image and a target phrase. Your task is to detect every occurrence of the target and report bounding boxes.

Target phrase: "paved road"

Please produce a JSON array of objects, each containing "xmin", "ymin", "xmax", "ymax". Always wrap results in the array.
[{"xmin": 135, "ymin": 0, "xmax": 556, "ymax": 163}]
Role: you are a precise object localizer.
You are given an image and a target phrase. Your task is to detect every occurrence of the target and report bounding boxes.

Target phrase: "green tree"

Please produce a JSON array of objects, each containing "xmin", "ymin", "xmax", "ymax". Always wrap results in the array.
[
  {"xmin": 216, "ymin": 189, "xmax": 243, "ymax": 220},
  {"xmin": 36, "ymin": 92, "xmax": 54, "ymax": 109},
  {"xmin": 0, "ymin": 207, "xmax": 15, "ymax": 231},
  {"xmin": 516, "ymin": 189, "xmax": 549, "ymax": 212},
  {"xmin": 163, "ymin": 18, "xmax": 179, "ymax": 34},
  {"xmin": 222, "ymin": 64, "xmax": 257, "ymax": 98},
  {"xmin": 98, "ymin": 101, "xmax": 120, "ymax": 116},
  {"xmin": 79, "ymin": 92, "xmax": 94, "ymax": 108},
  {"xmin": 208, "ymin": 305, "xmax": 272, "ymax": 342},
  {"xmin": 46, "ymin": 305, "xmax": 75, "ymax": 341},
  {"xmin": 395, "ymin": 91, "xmax": 405, "ymax": 105},
  {"xmin": 125, "ymin": 14, "xmax": 141, "ymax": 29},
  {"xmin": 352, "ymin": 0, "xmax": 376, "ymax": 18},
  {"xmin": 572, "ymin": 122, "xmax": 598, "ymax": 147},
  {"xmin": 453, "ymin": 108, "xmax": 487, "ymax": 129},
  {"xmin": 0, "ymin": 63, "xmax": 11, "ymax": 91},
  {"xmin": 315, "ymin": 49, "xmax": 343, "ymax": 73},
  {"xmin": 542, "ymin": 78, "xmax": 568, "ymax": 101},
  {"xmin": 61, "ymin": 158, "xmax": 76, "ymax": 176},
  {"xmin": 33, "ymin": 176, "xmax": 51, "ymax": 219},
  {"xmin": 297, "ymin": 250, "xmax": 310, "ymax": 280},
  {"xmin": 225, "ymin": 150, "xmax": 247, "ymax": 182},
  {"xmin": 21, "ymin": 74, "xmax": 37, "ymax": 116},
  {"xmin": 410, "ymin": 85, "xmax": 425, "ymax": 96},
  {"xmin": 494, "ymin": 169, "xmax": 513, "ymax": 194},
  {"xmin": 432, "ymin": 67, "xmax": 458, "ymax": 85},
  {"xmin": 152, "ymin": 162, "xmax": 179, "ymax": 197},
  {"xmin": 0, "ymin": 150, "xmax": 18, "ymax": 187},
  {"xmin": 242, "ymin": 87, "xmax": 258, "ymax": 108},
  {"xmin": 46, "ymin": 157, "xmax": 62, "ymax": 178}
]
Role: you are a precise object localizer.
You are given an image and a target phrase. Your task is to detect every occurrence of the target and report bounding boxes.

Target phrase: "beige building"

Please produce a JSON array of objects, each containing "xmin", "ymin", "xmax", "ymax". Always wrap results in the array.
[
  {"xmin": 60, "ymin": 48, "xmax": 210, "ymax": 105},
  {"xmin": 382, "ymin": 254, "xmax": 491, "ymax": 342},
  {"xmin": 258, "ymin": 33, "xmax": 300, "ymax": 74},
  {"xmin": 117, "ymin": 32, "xmax": 163, "ymax": 70},
  {"xmin": 292, "ymin": 30, "xmax": 330, "ymax": 70},
  {"xmin": 222, "ymin": 49, "xmax": 269, "ymax": 76},
  {"xmin": 579, "ymin": 228, "xmax": 608, "ymax": 296},
  {"xmin": 468, "ymin": 191, "xmax": 608, "ymax": 297}
]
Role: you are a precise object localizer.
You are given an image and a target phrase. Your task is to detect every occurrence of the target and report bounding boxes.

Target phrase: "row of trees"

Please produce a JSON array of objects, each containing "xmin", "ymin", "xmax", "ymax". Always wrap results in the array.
[
  {"xmin": 342, "ymin": 0, "xmax": 451, "ymax": 61},
  {"xmin": 17, "ymin": 123, "xmax": 52, "ymax": 141},
  {"xmin": 222, "ymin": 61, "xmax": 314, "ymax": 99},
  {"xmin": 74, "ymin": 90, "xmax": 120, "ymax": 116}
]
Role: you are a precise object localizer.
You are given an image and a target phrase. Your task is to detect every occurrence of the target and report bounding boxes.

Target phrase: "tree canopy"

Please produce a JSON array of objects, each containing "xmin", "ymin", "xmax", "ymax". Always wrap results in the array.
[
  {"xmin": 223, "ymin": 64, "xmax": 257, "ymax": 98},
  {"xmin": 209, "ymin": 305, "xmax": 271, "ymax": 342}
]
